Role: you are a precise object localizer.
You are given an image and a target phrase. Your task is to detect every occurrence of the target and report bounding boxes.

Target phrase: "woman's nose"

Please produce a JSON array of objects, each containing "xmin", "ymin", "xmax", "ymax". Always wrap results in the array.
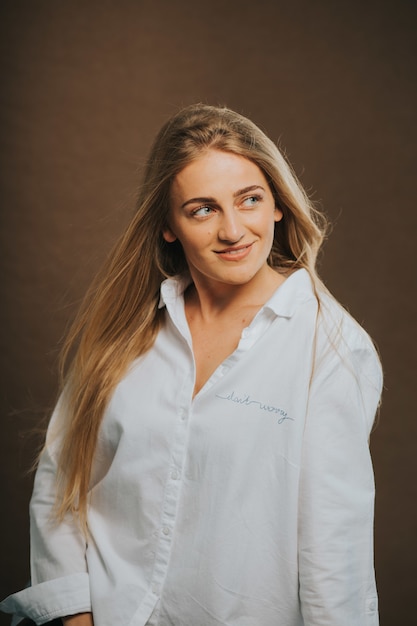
[{"xmin": 218, "ymin": 210, "xmax": 244, "ymax": 243}]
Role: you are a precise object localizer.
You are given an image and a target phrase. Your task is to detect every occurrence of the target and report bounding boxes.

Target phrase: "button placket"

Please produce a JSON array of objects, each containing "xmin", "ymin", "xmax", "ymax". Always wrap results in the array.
[{"xmin": 148, "ymin": 375, "xmax": 193, "ymax": 600}]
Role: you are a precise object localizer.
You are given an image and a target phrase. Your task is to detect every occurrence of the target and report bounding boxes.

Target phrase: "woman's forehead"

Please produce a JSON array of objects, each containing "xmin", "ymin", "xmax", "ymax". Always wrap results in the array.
[{"xmin": 173, "ymin": 150, "xmax": 266, "ymax": 192}]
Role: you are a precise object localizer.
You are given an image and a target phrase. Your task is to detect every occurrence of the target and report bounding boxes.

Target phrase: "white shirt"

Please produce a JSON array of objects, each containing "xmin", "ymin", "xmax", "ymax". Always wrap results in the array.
[{"xmin": 1, "ymin": 269, "xmax": 382, "ymax": 625}]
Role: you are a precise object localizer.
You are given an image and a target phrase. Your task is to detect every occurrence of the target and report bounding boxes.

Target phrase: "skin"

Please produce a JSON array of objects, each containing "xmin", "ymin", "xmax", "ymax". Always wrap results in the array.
[
  {"xmin": 62, "ymin": 614, "xmax": 93, "ymax": 625},
  {"xmin": 164, "ymin": 149, "xmax": 286, "ymax": 395},
  {"xmin": 164, "ymin": 148, "xmax": 284, "ymax": 310}
]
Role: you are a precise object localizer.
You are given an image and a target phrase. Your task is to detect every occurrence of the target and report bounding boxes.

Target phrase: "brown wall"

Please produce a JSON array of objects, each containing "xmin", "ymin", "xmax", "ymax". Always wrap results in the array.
[{"xmin": 1, "ymin": 1, "xmax": 416, "ymax": 624}]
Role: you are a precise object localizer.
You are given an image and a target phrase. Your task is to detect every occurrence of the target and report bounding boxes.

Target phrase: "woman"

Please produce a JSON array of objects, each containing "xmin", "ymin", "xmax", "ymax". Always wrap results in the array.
[{"xmin": 1, "ymin": 104, "xmax": 382, "ymax": 625}]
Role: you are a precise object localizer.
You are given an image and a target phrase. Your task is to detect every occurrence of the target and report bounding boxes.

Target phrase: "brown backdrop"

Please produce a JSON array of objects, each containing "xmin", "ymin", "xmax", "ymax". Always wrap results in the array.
[{"xmin": 1, "ymin": 1, "xmax": 416, "ymax": 624}]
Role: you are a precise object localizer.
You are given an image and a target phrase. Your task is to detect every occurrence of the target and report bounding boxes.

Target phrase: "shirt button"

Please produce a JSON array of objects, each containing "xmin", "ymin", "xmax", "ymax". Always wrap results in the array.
[
  {"xmin": 179, "ymin": 409, "xmax": 186, "ymax": 420},
  {"xmin": 171, "ymin": 470, "xmax": 179, "ymax": 480},
  {"xmin": 369, "ymin": 600, "xmax": 376, "ymax": 611},
  {"xmin": 162, "ymin": 526, "xmax": 170, "ymax": 536},
  {"xmin": 152, "ymin": 584, "xmax": 158, "ymax": 594}
]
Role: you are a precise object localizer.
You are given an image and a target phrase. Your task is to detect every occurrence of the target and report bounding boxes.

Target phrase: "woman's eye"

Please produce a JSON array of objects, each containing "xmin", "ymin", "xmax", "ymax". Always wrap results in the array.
[
  {"xmin": 192, "ymin": 206, "xmax": 214, "ymax": 217},
  {"xmin": 243, "ymin": 195, "xmax": 261, "ymax": 207}
]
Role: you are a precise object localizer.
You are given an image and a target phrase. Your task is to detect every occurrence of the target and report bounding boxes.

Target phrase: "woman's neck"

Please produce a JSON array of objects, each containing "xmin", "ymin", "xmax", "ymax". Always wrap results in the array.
[{"xmin": 185, "ymin": 266, "xmax": 286, "ymax": 323}]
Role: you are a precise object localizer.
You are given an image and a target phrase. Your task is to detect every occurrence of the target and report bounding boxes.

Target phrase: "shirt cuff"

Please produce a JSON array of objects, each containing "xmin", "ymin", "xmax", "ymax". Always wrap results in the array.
[{"xmin": 0, "ymin": 573, "xmax": 91, "ymax": 625}]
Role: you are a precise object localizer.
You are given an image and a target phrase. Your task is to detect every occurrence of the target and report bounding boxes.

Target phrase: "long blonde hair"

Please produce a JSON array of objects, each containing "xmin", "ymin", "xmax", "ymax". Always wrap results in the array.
[{"xmin": 54, "ymin": 104, "xmax": 326, "ymax": 527}]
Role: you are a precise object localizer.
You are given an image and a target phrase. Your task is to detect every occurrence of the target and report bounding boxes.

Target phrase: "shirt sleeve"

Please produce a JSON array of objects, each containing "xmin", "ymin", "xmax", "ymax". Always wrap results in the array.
[
  {"xmin": 0, "ymin": 400, "xmax": 91, "ymax": 625},
  {"xmin": 298, "ymin": 322, "xmax": 382, "ymax": 626}
]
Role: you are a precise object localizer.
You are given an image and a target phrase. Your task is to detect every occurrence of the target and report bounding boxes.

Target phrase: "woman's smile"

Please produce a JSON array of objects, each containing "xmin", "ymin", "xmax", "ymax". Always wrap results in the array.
[{"xmin": 214, "ymin": 241, "xmax": 255, "ymax": 260}]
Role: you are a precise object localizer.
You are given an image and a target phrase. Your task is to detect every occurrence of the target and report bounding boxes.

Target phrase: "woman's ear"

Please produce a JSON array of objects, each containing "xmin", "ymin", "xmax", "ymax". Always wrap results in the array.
[
  {"xmin": 162, "ymin": 226, "xmax": 177, "ymax": 243},
  {"xmin": 274, "ymin": 206, "xmax": 284, "ymax": 222}
]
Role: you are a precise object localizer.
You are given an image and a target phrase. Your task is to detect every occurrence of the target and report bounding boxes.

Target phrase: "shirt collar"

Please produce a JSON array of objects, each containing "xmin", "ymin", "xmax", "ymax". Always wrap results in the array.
[
  {"xmin": 158, "ymin": 268, "xmax": 315, "ymax": 318},
  {"xmin": 158, "ymin": 273, "xmax": 192, "ymax": 309},
  {"xmin": 263, "ymin": 268, "xmax": 316, "ymax": 318}
]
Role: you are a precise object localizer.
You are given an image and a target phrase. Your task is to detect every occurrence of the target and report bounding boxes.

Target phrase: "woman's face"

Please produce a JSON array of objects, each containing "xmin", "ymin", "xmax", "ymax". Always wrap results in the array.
[{"xmin": 164, "ymin": 149, "xmax": 282, "ymax": 291}]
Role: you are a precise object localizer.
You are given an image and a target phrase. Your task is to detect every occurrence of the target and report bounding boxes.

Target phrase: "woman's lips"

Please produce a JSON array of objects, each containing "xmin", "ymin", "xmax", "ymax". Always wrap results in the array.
[{"xmin": 214, "ymin": 242, "xmax": 254, "ymax": 260}]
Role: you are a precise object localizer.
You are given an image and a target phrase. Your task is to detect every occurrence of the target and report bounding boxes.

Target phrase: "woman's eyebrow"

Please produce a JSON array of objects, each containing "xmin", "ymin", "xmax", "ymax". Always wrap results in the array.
[
  {"xmin": 181, "ymin": 196, "xmax": 216, "ymax": 209},
  {"xmin": 180, "ymin": 185, "xmax": 265, "ymax": 209},
  {"xmin": 233, "ymin": 184, "xmax": 265, "ymax": 198}
]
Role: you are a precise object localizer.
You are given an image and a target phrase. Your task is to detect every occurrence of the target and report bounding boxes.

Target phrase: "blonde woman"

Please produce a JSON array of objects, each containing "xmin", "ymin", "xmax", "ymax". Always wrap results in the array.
[{"xmin": 1, "ymin": 104, "xmax": 382, "ymax": 626}]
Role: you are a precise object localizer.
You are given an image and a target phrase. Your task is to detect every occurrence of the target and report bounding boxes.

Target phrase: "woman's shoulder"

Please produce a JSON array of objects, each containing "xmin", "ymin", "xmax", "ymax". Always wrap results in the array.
[
  {"xmin": 314, "ymin": 288, "xmax": 382, "ymax": 388},
  {"xmin": 287, "ymin": 271, "xmax": 378, "ymax": 354},
  {"xmin": 317, "ymin": 289, "xmax": 376, "ymax": 350}
]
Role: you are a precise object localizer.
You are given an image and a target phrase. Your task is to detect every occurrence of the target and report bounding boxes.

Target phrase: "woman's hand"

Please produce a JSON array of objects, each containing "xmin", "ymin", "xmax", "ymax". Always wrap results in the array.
[{"xmin": 62, "ymin": 614, "xmax": 94, "ymax": 625}]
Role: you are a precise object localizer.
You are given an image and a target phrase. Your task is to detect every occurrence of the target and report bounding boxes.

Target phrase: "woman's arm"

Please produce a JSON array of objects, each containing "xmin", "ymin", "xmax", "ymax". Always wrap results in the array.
[
  {"xmin": 62, "ymin": 613, "xmax": 94, "ymax": 625},
  {"xmin": 298, "ymin": 330, "xmax": 382, "ymax": 625},
  {"xmin": 0, "ymin": 399, "xmax": 92, "ymax": 622}
]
